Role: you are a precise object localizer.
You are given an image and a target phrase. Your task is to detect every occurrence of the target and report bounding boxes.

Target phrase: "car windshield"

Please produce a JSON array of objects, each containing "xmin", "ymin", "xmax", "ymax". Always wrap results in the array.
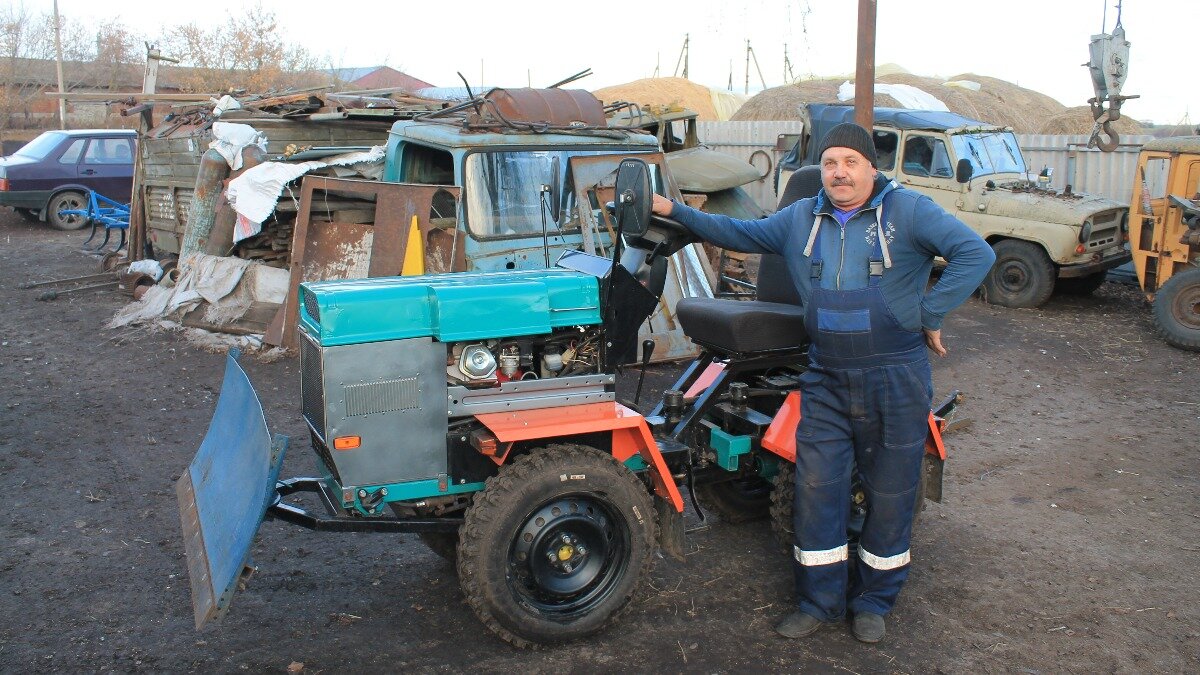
[
  {"xmin": 950, "ymin": 131, "xmax": 1026, "ymax": 178},
  {"xmin": 14, "ymin": 132, "xmax": 66, "ymax": 160},
  {"xmin": 464, "ymin": 149, "xmax": 656, "ymax": 239}
]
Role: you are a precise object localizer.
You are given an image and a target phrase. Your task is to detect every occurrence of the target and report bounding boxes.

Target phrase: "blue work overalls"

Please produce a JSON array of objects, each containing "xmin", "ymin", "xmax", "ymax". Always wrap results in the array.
[{"xmin": 792, "ymin": 202, "xmax": 933, "ymax": 621}]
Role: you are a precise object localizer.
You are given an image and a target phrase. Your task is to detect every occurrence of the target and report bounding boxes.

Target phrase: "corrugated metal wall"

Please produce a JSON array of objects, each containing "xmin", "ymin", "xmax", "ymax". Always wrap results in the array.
[
  {"xmin": 697, "ymin": 121, "xmax": 804, "ymax": 211},
  {"xmin": 696, "ymin": 122, "xmax": 1151, "ymax": 211},
  {"xmin": 1016, "ymin": 134, "xmax": 1153, "ymax": 203}
]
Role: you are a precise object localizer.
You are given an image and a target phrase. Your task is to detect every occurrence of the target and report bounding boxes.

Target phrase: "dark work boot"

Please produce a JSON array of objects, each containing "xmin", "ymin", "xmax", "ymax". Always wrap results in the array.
[
  {"xmin": 775, "ymin": 610, "xmax": 824, "ymax": 638},
  {"xmin": 852, "ymin": 612, "xmax": 886, "ymax": 643}
]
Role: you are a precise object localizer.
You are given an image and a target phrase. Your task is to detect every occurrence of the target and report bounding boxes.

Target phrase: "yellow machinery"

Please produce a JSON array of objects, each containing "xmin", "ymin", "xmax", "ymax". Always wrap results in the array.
[{"xmin": 1129, "ymin": 136, "xmax": 1200, "ymax": 350}]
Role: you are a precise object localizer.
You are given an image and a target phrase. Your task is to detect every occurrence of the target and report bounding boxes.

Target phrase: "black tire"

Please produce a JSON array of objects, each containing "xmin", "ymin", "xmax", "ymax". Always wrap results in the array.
[
  {"xmin": 769, "ymin": 458, "xmax": 927, "ymax": 555},
  {"xmin": 1055, "ymin": 271, "xmax": 1108, "ymax": 296},
  {"xmin": 1152, "ymin": 266, "xmax": 1200, "ymax": 351},
  {"xmin": 457, "ymin": 444, "xmax": 656, "ymax": 648},
  {"xmin": 417, "ymin": 532, "xmax": 458, "ymax": 563},
  {"xmin": 981, "ymin": 239, "xmax": 1056, "ymax": 308},
  {"xmin": 47, "ymin": 191, "xmax": 88, "ymax": 231},
  {"xmin": 694, "ymin": 477, "xmax": 772, "ymax": 523},
  {"xmin": 14, "ymin": 207, "xmax": 40, "ymax": 222}
]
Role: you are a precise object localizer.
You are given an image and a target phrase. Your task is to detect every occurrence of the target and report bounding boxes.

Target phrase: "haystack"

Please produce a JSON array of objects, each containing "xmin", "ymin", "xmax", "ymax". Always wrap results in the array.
[
  {"xmin": 1037, "ymin": 105, "xmax": 1144, "ymax": 135},
  {"xmin": 593, "ymin": 77, "xmax": 720, "ymax": 121},
  {"xmin": 731, "ymin": 73, "xmax": 1070, "ymax": 133}
]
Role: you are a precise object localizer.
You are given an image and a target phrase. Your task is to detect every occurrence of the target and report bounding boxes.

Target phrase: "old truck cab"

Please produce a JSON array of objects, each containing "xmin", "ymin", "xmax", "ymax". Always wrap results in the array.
[{"xmin": 779, "ymin": 104, "xmax": 1131, "ymax": 308}]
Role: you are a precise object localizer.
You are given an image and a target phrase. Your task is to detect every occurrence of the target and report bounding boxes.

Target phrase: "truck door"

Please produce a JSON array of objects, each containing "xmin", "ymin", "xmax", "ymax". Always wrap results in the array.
[{"xmin": 896, "ymin": 132, "xmax": 961, "ymax": 215}]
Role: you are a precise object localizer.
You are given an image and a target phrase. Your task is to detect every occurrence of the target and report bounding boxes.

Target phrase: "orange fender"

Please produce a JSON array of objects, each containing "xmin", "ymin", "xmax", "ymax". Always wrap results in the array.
[
  {"xmin": 760, "ymin": 391, "xmax": 948, "ymax": 463},
  {"xmin": 473, "ymin": 402, "xmax": 684, "ymax": 513}
]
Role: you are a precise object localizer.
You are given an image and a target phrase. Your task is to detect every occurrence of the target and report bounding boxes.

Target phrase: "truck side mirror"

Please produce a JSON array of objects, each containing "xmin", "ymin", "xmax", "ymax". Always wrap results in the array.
[
  {"xmin": 956, "ymin": 158, "xmax": 974, "ymax": 183},
  {"xmin": 613, "ymin": 158, "xmax": 652, "ymax": 237}
]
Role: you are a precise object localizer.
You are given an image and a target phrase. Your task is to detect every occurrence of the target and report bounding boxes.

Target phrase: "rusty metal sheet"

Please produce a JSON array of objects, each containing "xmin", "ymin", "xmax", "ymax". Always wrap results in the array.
[
  {"xmin": 485, "ymin": 88, "xmax": 606, "ymax": 127},
  {"xmin": 272, "ymin": 177, "xmax": 462, "ymax": 348}
]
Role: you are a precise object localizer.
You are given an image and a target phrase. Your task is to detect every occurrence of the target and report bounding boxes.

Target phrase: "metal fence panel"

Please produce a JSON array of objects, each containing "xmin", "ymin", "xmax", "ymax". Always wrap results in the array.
[
  {"xmin": 695, "ymin": 123, "xmax": 1152, "ymax": 211},
  {"xmin": 697, "ymin": 121, "xmax": 804, "ymax": 211},
  {"xmin": 1016, "ymin": 134, "xmax": 1152, "ymax": 203}
]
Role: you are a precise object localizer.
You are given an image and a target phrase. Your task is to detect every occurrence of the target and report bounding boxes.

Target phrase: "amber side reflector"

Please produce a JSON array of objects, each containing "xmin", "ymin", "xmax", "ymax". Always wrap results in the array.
[{"xmin": 333, "ymin": 436, "xmax": 361, "ymax": 451}]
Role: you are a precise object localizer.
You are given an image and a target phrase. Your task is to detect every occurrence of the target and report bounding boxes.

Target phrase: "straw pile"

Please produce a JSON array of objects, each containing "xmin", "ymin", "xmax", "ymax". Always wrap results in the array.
[
  {"xmin": 731, "ymin": 72, "xmax": 1077, "ymax": 133},
  {"xmin": 1036, "ymin": 105, "xmax": 1145, "ymax": 135},
  {"xmin": 593, "ymin": 77, "xmax": 720, "ymax": 121}
]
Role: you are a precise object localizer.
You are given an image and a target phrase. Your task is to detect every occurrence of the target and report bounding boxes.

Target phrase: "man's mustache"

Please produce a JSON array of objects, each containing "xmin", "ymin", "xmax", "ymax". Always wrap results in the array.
[{"xmin": 830, "ymin": 178, "xmax": 854, "ymax": 186}]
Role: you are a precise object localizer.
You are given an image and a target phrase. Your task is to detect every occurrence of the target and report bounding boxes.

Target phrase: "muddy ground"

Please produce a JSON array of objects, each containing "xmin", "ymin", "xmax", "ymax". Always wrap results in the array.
[{"xmin": 1, "ymin": 212, "xmax": 1197, "ymax": 674}]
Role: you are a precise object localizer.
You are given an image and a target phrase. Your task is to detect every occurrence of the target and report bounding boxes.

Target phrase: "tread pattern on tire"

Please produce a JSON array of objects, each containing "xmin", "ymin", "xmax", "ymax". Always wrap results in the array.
[
  {"xmin": 456, "ymin": 443, "xmax": 657, "ymax": 648},
  {"xmin": 982, "ymin": 239, "xmax": 1056, "ymax": 308},
  {"xmin": 1152, "ymin": 267, "xmax": 1200, "ymax": 351}
]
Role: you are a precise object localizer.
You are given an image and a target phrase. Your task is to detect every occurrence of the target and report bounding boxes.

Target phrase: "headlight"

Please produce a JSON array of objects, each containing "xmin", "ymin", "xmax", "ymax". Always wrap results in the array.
[{"xmin": 1079, "ymin": 220, "xmax": 1093, "ymax": 243}]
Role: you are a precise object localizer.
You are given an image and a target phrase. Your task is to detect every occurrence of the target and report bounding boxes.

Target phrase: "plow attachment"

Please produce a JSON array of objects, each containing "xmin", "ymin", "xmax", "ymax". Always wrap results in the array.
[{"xmin": 176, "ymin": 350, "xmax": 288, "ymax": 629}]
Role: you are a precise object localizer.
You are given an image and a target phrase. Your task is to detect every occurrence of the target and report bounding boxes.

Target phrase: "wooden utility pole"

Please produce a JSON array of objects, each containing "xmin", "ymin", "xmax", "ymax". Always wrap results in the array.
[
  {"xmin": 854, "ymin": 0, "xmax": 876, "ymax": 130},
  {"xmin": 52, "ymin": 0, "xmax": 66, "ymax": 129}
]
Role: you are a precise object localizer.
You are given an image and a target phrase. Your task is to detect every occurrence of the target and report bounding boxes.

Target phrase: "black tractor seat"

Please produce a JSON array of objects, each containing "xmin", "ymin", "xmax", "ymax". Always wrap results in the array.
[
  {"xmin": 677, "ymin": 256, "xmax": 808, "ymax": 354},
  {"xmin": 676, "ymin": 165, "xmax": 823, "ymax": 356}
]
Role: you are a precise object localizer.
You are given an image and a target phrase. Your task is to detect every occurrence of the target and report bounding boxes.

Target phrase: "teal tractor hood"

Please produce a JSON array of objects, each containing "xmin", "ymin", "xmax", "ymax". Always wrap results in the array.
[{"xmin": 299, "ymin": 269, "xmax": 602, "ymax": 346}]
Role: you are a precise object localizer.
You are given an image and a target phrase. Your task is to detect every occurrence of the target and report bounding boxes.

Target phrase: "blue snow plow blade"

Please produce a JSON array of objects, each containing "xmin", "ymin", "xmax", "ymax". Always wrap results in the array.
[{"xmin": 176, "ymin": 349, "xmax": 288, "ymax": 630}]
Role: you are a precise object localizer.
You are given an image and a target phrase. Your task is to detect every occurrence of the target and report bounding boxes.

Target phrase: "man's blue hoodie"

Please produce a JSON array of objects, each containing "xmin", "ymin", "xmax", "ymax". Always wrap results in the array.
[{"xmin": 669, "ymin": 174, "xmax": 996, "ymax": 332}]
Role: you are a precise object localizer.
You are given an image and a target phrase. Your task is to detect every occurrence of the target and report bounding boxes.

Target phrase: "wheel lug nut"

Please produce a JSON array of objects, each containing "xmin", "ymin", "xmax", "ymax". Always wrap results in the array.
[
  {"xmin": 576, "ymin": 546, "xmax": 586, "ymax": 555},
  {"xmin": 560, "ymin": 534, "xmax": 571, "ymax": 544},
  {"xmin": 546, "ymin": 552, "xmax": 557, "ymax": 562}
]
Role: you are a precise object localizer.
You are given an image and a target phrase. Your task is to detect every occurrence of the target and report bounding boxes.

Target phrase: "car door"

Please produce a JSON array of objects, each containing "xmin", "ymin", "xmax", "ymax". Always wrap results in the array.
[{"xmin": 78, "ymin": 136, "xmax": 135, "ymax": 201}]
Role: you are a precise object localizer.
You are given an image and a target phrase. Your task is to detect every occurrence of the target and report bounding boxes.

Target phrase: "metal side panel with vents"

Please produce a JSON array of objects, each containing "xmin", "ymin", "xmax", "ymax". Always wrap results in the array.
[{"xmin": 316, "ymin": 336, "xmax": 448, "ymax": 487}]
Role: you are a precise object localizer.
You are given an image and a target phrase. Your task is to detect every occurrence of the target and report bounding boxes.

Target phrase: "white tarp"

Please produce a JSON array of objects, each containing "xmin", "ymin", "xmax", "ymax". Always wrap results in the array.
[
  {"xmin": 224, "ymin": 146, "xmax": 386, "ymax": 242},
  {"xmin": 208, "ymin": 122, "xmax": 267, "ymax": 171},
  {"xmin": 837, "ymin": 81, "xmax": 949, "ymax": 111}
]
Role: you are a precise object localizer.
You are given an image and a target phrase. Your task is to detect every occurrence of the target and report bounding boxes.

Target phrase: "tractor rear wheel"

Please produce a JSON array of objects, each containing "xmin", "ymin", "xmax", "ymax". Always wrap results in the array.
[
  {"xmin": 770, "ymin": 459, "xmax": 927, "ymax": 556},
  {"xmin": 457, "ymin": 444, "xmax": 656, "ymax": 648},
  {"xmin": 694, "ymin": 476, "xmax": 772, "ymax": 523},
  {"xmin": 1152, "ymin": 266, "xmax": 1200, "ymax": 351}
]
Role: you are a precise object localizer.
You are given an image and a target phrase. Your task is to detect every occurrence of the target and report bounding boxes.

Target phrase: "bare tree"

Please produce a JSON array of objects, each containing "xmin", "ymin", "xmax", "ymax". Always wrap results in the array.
[{"xmin": 163, "ymin": 4, "xmax": 326, "ymax": 94}]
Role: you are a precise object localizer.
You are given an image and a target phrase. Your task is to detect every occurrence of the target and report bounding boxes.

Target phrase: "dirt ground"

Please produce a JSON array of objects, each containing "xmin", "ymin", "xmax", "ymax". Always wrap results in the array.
[{"xmin": 1, "ymin": 212, "xmax": 1198, "ymax": 674}]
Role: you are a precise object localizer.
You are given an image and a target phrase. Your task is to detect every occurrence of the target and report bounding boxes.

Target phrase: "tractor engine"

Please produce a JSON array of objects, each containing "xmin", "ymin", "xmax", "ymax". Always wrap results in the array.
[{"xmin": 446, "ymin": 325, "xmax": 603, "ymax": 388}]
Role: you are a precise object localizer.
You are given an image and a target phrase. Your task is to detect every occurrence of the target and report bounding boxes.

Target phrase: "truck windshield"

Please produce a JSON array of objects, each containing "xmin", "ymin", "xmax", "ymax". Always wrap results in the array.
[
  {"xmin": 14, "ymin": 132, "xmax": 66, "ymax": 160},
  {"xmin": 951, "ymin": 131, "xmax": 1026, "ymax": 178},
  {"xmin": 464, "ymin": 149, "xmax": 656, "ymax": 239}
]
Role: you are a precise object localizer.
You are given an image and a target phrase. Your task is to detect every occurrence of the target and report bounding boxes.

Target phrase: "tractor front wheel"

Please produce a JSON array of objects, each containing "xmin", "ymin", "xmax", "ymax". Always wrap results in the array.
[
  {"xmin": 457, "ymin": 444, "xmax": 656, "ymax": 648},
  {"xmin": 1152, "ymin": 266, "xmax": 1200, "ymax": 351}
]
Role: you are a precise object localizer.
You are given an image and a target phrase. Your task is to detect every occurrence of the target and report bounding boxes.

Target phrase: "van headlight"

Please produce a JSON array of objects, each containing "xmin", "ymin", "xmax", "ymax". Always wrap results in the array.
[{"xmin": 1079, "ymin": 219, "xmax": 1093, "ymax": 243}]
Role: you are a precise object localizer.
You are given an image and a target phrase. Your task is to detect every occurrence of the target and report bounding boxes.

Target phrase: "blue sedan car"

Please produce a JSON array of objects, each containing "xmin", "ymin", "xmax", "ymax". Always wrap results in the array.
[{"xmin": 0, "ymin": 129, "xmax": 136, "ymax": 230}]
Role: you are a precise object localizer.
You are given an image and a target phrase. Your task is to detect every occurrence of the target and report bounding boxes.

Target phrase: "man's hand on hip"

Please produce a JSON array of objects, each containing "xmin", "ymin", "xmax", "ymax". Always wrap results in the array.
[
  {"xmin": 924, "ymin": 328, "xmax": 948, "ymax": 357},
  {"xmin": 651, "ymin": 194, "xmax": 674, "ymax": 216}
]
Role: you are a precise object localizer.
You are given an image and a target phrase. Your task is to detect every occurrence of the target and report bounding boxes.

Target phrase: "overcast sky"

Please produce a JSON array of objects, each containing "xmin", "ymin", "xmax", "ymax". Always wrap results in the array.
[{"xmin": 42, "ymin": 0, "xmax": 1197, "ymax": 125}]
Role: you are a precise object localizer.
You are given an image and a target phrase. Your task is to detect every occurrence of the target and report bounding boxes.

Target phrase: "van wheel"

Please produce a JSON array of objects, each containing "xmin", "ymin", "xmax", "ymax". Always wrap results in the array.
[
  {"xmin": 457, "ymin": 444, "xmax": 655, "ymax": 648},
  {"xmin": 981, "ymin": 239, "xmax": 1055, "ymax": 308},
  {"xmin": 47, "ymin": 191, "xmax": 88, "ymax": 230},
  {"xmin": 1152, "ymin": 267, "xmax": 1200, "ymax": 351},
  {"xmin": 1055, "ymin": 271, "xmax": 1107, "ymax": 296}
]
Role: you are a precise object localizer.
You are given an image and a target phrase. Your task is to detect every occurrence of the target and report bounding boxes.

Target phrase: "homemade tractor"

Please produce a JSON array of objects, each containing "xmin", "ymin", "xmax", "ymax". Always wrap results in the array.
[
  {"xmin": 178, "ymin": 162, "xmax": 958, "ymax": 647},
  {"xmin": 1128, "ymin": 136, "xmax": 1200, "ymax": 350}
]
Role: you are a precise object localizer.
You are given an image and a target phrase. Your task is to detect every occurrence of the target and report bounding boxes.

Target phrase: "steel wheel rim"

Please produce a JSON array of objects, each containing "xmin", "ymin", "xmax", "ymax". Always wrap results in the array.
[
  {"xmin": 507, "ymin": 494, "xmax": 628, "ymax": 618},
  {"xmin": 999, "ymin": 259, "xmax": 1030, "ymax": 292},
  {"xmin": 1171, "ymin": 283, "xmax": 1200, "ymax": 330}
]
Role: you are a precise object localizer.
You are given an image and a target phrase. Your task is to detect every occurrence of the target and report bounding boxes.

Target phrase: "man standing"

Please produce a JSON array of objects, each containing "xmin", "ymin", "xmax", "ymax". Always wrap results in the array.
[{"xmin": 650, "ymin": 123, "xmax": 995, "ymax": 643}]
